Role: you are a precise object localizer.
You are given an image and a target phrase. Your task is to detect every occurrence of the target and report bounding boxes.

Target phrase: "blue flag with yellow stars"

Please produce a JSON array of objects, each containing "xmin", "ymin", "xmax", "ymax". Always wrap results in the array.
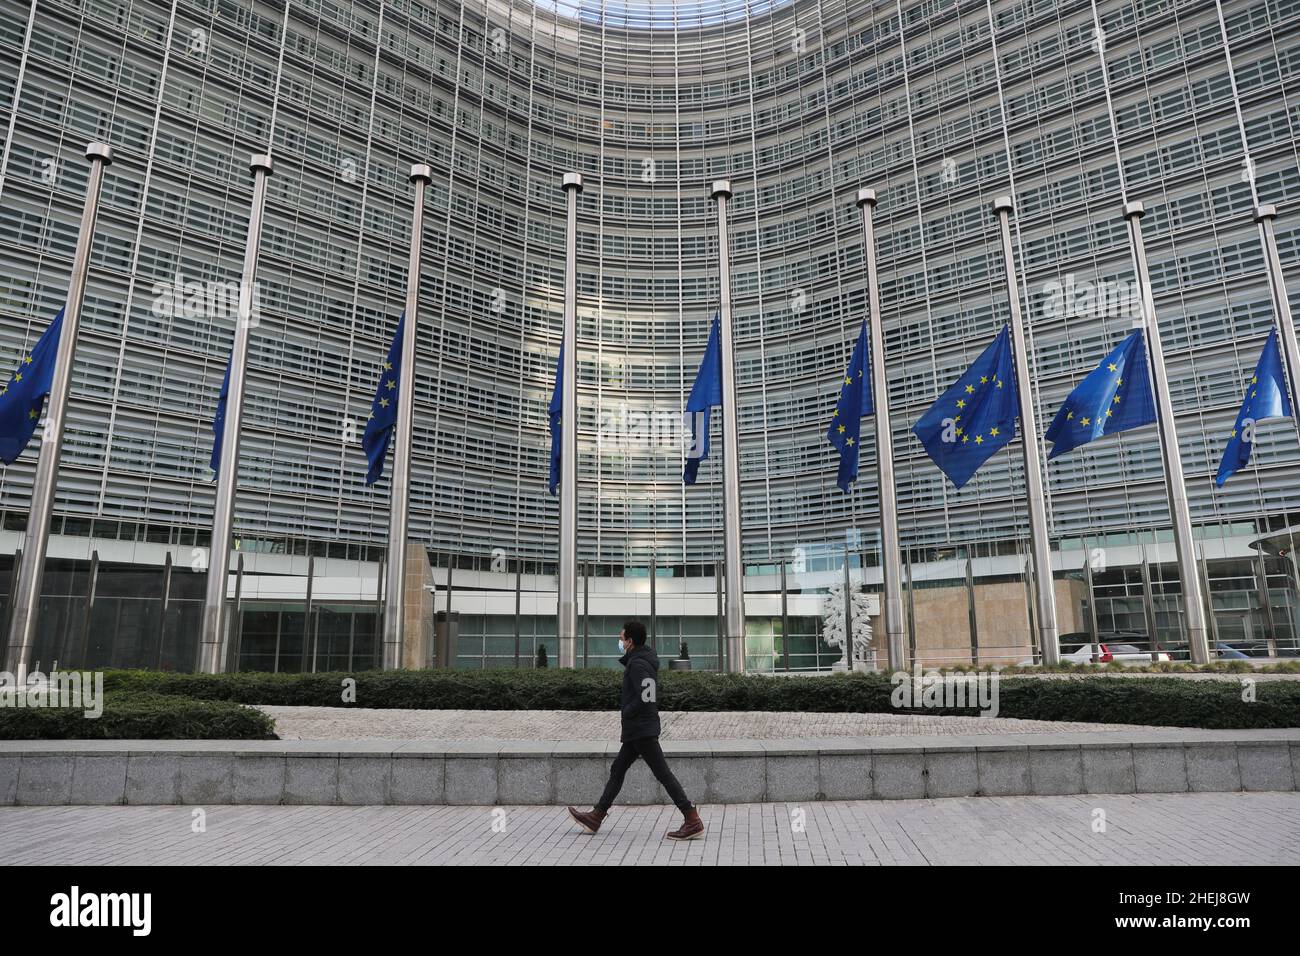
[
  {"xmin": 1216, "ymin": 326, "xmax": 1292, "ymax": 487},
  {"xmin": 548, "ymin": 346, "xmax": 562, "ymax": 496},
  {"xmin": 826, "ymin": 319, "xmax": 874, "ymax": 492},
  {"xmin": 209, "ymin": 356, "xmax": 231, "ymax": 477},
  {"xmin": 912, "ymin": 325, "xmax": 1019, "ymax": 489},
  {"xmin": 683, "ymin": 312, "xmax": 722, "ymax": 485},
  {"xmin": 0, "ymin": 307, "xmax": 63, "ymax": 465},
  {"xmin": 1044, "ymin": 329, "xmax": 1155, "ymax": 460},
  {"xmin": 362, "ymin": 314, "xmax": 404, "ymax": 486}
]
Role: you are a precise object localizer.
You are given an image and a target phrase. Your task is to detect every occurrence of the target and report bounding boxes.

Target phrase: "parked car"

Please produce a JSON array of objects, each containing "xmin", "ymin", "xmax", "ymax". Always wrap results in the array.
[
  {"xmin": 1098, "ymin": 642, "xmax": 1171, "ymax": 663},
  {"xmin": 1073, "ymin": 630, "xmax": 1171, "ymax": 664},
  {"xmin": 1219, "ymin": 640, "xmax": 1276, "ymax": 658},
  {"xmin": 1020, "ymin": 631, "xmax": 1169, "ymax": 665},
  {"xmin": 1159, "ymin": 640, "xmax": 1264, "ymax": 661}
]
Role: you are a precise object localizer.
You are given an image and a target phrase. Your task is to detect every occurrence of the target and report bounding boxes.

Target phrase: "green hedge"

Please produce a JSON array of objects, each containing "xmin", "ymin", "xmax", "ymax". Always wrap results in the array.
[
  {"xmin": 0, "ymin": 691, "xmax": 277, "ymax": 740},
  {"xmin": 99, "ymin": 669, "xmax": 1300, "ymax": 729}
]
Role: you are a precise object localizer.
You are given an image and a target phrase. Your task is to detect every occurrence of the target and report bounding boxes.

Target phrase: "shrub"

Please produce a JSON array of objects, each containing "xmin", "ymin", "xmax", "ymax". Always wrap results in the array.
[
  {"xmin": 0, "ymin": 691, "xmax": 277, "ymax": 740},
  {"xmin": 98, "ymin": 668, "xmax": 1300, "ymax": 729}
]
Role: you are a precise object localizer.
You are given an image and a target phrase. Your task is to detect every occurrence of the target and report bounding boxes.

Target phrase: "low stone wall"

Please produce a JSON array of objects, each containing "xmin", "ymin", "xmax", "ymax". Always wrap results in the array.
[{"xmin": 2, "ymin": 730, "xmax": 1297, "ymax": 806}]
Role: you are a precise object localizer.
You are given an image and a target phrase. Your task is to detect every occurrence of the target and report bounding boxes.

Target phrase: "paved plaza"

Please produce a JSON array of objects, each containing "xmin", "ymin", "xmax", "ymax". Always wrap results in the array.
[
  {"xmin": 259, "ymin": 706, "xmax": 1160, "ymax": 740},
  {"xmin": 2, "ymin": 792, "xmax": 1296, "ymax": 865}
]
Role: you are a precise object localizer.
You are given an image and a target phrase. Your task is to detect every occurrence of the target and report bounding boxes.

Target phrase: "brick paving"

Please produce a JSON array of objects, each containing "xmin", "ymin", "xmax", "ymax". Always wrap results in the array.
[
  {"xmin": 260, "ymin": 707, "xmax": 1157, "ymax": 740},
  {"xmin": 2, "ymin": 792, "xmax": 1296, "ymax": 864}
]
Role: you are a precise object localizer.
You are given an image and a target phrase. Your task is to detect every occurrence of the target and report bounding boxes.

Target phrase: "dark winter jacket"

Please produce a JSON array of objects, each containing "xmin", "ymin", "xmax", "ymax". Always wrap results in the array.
[{"xmin": 618, "ymin": 644, "xmax": 662, "ymax": 742}]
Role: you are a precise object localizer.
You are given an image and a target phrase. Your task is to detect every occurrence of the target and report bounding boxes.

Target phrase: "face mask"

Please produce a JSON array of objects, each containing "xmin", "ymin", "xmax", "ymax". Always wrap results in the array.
[{"xmin": 617, "ymin": 639, "xmax": 626, "ymax": 654}]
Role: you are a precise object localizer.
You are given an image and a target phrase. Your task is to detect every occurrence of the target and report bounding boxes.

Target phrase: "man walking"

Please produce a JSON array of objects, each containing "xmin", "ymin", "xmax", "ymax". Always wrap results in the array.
[{"xmin": 567, "ymin": 620, "xmax": 704, "ymax": 840}]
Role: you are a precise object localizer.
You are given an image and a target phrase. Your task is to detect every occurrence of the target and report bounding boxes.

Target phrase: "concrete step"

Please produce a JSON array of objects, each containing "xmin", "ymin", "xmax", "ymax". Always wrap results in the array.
[{"xmin": 2, "ymin": 730, "xmax": 1298, "ymax": 806}]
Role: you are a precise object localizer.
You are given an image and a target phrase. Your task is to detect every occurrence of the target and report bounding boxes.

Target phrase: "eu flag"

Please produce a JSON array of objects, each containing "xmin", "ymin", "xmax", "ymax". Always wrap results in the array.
[
  {"xmin": 362, "ymin": 314, "xmax": 403, "ymax": 486},
  {"xmin": 209, "ymin": 356, "xmax": 231, "ymax": 476},
  {"xmin": 0, "ymin": 307, "xmax": 62, "ymax": 465},
  {"xmin": 826, "ymin": 319, "xmax": 874, "ymax": 492},
  {"xmin": 548, "ymin": 346, "xmax": 562, "ymax": 496},
  {"xmin": 912, "ymin": 325, "xmax": 1019, "ymax": 489},
  {"xmin": 1044, "ymin": 329, "xmax": 1155, "ymax": 459},
  {"xmin": 683, "ymin": 313, "xmax": 722, "ymax": 485},
  {"xmin": 1215, "ymin": 326, "xmax": 1293, "ymax": 486}
]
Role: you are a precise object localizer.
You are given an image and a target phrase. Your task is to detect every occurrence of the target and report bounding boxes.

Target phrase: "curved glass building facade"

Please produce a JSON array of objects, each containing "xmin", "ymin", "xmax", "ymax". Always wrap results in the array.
[{"xmin": 2, "ymin": 0, "xmax": 1299, "ymax": 671}]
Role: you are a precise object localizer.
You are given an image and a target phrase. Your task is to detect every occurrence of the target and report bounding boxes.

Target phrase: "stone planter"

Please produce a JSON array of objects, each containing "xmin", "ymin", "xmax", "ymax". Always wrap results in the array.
[{"xmin": 668, "ymin": 658, "xmax": 692, "ymax": 671}]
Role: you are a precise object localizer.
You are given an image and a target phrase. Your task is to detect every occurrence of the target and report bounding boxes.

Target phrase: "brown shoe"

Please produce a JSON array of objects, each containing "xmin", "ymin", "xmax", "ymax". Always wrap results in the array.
[
  {"xmin": 567, "ymin": 806, "xmax": 607, "ymax": 834},
  {"xmin": 666, "ymin": 808, "xmax": 704, "ymax": 841}
]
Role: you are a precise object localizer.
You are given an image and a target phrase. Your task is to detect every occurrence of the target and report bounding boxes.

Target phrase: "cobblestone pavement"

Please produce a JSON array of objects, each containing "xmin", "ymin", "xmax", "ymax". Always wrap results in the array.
[
  {"xmin": 258, "ymin": 707, "xmax": 1160, "ymax": 740},
  {"xmin": 2, "ymin": 793, "xmax": 1296, "ymax": 865}
]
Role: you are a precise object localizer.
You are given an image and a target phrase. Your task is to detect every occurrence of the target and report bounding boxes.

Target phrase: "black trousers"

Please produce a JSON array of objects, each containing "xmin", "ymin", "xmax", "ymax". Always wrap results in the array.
[{"xmin": 596, "ymin": 736, "xmax": 693, "ymax": 813}]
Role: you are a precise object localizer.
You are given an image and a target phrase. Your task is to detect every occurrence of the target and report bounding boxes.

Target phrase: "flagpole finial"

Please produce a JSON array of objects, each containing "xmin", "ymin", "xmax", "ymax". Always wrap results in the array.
[
  {"xmin": 409, "ymin": 164, "xmax": 433, "ymax": 184},
  {"xmin": 562, "ymin": 172, "xmax": 583, "ymax": 192},
  {"xmin": 1255, "ymin": 203, "xmax": 1278, "ymax": 222},
  {"xmin": 84, "ymin": 142, "xmax": 113, "ymax": 164},
  {"xmin": 249, "ymin": 153, "xmax": 273, "ymax": 175},
  {"xmin": 1122, "ymin": 200, "xmax": 1145, "ymax": 220},
  {"xmin": 855, "ymin": 188, "xmax": 877, "ymax": 208},
  {"xmin": 711, "ymin": 180, "xmax": 732, "ymax": 200},
  {"xmin": 992, "ymin": 195, "xmax": 1013, "ymax": 215}
]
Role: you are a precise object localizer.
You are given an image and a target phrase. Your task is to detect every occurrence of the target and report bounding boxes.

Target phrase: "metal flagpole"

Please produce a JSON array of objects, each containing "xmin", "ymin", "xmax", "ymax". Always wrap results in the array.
[
  {"xmin": 229, "ymin": 552, "xmax": 245, "ymax": 672},
  {"xmin": 856, "ymin": 189, "xmax": 905, "ymax": 671},
  {"xmin": 301, "ymin": 554, "xmax": 315, "ymax": 673},
  {"xmin": 77, "ymin": 550, "xmax": 99, "ymax": 669},
  {"xmin": 1197, "ymin": 543, "xmax": 1219, "ymax": 647},
  {"xmin": 1084, "ymin": 553, "xmax": 1100, "ymax": 645},
  {"xmin": 904, "ymin": 547, "xmax": 917, "ymax": 662},
  {"xmin": 714, "ymin": 558, "xmax": 725, "ymax": 668},
  {"xmin": 2, "ymin": 549, "xmax": 21, "ymax": 650},
  {"xmin": 1123, "ymin": 201, "xmax": 1210, "ymax": 664},
  {"xmin": 5, "ymin": 142, "xmax": 113, "ymax": 682},
  {"xmin": 779, "ymin": 558, "xmax": 790, "ymax": 671},
  {"xmin": 373, "ymin": 558, "xmax": 384, "ymax": 669},
  {"xmin": 1255, "ymin": 205, "xmax": 1300, "ymax": 414},
  {"xmin": 842, "ymin": 542, "xmax": 854, "ymax": 670},
  {"xmin": 1140, "ymin": 546, "xmax": 1159, "ymax": 659},
  {"xmin": 381, "ymin": 163, "xmax": 432, "ymax": 671},
  {"xmin": 994, "ymin": 196, "xmax": 1061, "ymax": 664},
  {"xmin": 1023, "ymin": 555, "xmax": 1038, "ymax": 661},
  {"xmin": 156, "ymin": 551, "xmax": 172, "ymax": 670},
  {"xmin": 649, "ymin": 551, "xmax": 657, "ymax": 651},
  {"xmin": 1290, "ymin": 552, "xmax": 1300, "ymax": 644},
  {"xmin": 199, "ymin": 153, "xmax": 272, "ymax": 674},
  {"xmin": 445, "ymin": 555, "xmax": 454, "ymax": 617},
  {"xmin": 710, "ymin": 180, "xmax": 746, "ymax": 672},
  {"xmin": 513, "ymin": 562, "xmax": 522, "ymax": 667},
  {"xmin": 558, "ymin": 172, "xmax": 582, "ymax": 668},
  {"xmin": 1255, "ymin": 548, "xmax": 1277, "ymax": 657},
  {"xmin": 965, "ymin": 554, "xmax": 979, "ymax": 666}
]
